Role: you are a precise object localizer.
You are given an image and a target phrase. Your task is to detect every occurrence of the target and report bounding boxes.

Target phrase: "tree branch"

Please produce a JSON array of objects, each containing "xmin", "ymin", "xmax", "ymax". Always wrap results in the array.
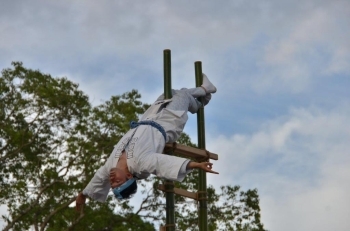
[
  {"xmin": 40, "ymin": 197, "xmax": 76, "ymax": 231},
  {"xmin": 2, "ymin": 180, "xmax": 64, "ymax": 231}
]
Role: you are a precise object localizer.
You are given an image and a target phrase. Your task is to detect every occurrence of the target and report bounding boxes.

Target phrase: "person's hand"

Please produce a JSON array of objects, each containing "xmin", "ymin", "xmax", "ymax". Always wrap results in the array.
[
  {"xmin": 188, "ymin": 161, "xmax": 219, "ymax": 174},
  {"xmin": 197, "ymin": 162, "xmax": 219, "ymax": 174},
  {"xmin": 75, "ymin": 192, "xmax": 86, "ymax": 213}
]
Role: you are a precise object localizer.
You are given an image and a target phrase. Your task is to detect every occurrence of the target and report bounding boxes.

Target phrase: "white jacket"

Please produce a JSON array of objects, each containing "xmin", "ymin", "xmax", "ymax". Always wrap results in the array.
[{"xmin": 83, "ymin": 99, "xmax": 192, "ymax": 202}]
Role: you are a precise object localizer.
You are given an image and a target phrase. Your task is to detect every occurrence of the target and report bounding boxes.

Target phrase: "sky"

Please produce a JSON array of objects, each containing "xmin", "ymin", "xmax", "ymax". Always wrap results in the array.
[{"xmin": 1, "ymin": 0, "xmax": 350, "ymax": 230}]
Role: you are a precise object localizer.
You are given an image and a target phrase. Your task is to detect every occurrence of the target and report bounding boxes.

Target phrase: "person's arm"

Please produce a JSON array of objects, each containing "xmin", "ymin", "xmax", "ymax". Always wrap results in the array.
[
  {"xmin": 186, "ymin": 161, "xmax": 219, "ymax": 174},
  {"xmin": 138, "ymin": 154, "xmax": 218, "ymax": 182},
  {"xmin": 75, "ymin": 166, "xmax": 110, "ymax": 213},
  {"xmin": 139, "ymin": 154, "xmax": 191, "ymax": 181}
]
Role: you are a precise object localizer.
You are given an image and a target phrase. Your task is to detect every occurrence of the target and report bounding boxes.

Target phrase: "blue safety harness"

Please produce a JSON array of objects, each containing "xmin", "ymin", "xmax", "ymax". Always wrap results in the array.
[{"xmin": 130, "ymin": 120, "xmax": 167, "ymax": 141}]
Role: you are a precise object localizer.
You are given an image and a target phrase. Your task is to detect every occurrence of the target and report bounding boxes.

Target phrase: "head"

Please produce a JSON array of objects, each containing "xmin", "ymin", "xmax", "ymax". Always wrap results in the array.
[
  {"xmin": 112, "ymin": 178, "xmax": 137, "ymax": 200},
  {"xmin": 109, "ymin": 168, "xmax": 137, "ymax": 200}
]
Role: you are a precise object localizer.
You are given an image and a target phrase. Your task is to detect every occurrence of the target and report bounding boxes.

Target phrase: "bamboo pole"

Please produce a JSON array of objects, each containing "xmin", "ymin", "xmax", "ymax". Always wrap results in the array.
[
  {"xmin": 195, "ymin": 61, "xmax": 208, "ymax": 231},
  {"xmin": 163, "ymin": 49, "xmax": 175, "ymax": 231}
]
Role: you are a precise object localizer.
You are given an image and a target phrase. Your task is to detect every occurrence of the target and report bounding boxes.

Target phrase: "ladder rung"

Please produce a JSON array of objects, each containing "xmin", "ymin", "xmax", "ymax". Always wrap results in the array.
[
  {"xmin": 158, "ymin": 184, "xmax": 198, "ymax": 200},
  {"xmin": 163, "ymin": 142, "xmax": 218, "ymax": 160}
]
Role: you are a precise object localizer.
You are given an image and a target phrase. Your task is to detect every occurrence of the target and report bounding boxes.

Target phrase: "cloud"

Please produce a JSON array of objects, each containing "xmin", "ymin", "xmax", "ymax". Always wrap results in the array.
[
  {"xmin": 206, "ymin": 103, "xmax": 350, "ymax": 230},
  {"xmin": 258, "ymin": 1, "xmax": 350, "ymax": 93},
  {"xmin": 1, "ymin": 0, "xmax": 349, "ymax": 100},
  {"xmin": 261, "ymin": 163, "xmax": 350, "ymax": 231}
]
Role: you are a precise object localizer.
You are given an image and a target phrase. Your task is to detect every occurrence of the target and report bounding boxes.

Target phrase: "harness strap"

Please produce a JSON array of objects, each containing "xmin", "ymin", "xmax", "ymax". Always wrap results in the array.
[{"xmin": 130, "ymin": 120, "xmax": 167, "ymax": 141}]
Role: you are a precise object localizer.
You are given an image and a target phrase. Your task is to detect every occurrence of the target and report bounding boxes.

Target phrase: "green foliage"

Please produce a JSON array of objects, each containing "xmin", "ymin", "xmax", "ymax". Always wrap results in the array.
[
  {"xmin": 0, "ymin": 62, "xmax": 149, "ymax": 231},
  {"xmin": 0, "ymin": 62, "xmax": 267, "ymax": 231}
]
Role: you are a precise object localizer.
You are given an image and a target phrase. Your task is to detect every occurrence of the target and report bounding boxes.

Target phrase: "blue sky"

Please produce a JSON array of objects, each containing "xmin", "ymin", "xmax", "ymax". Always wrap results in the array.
[{"xmin": 1, "ymin": 0, "xmax": 350, "ymax": 230}]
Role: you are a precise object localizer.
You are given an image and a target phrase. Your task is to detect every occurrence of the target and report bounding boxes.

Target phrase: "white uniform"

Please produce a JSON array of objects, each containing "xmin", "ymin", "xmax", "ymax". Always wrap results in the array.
[{"xmin": 83, "ymin": 99, "xmax": 193, "ymax": 202}]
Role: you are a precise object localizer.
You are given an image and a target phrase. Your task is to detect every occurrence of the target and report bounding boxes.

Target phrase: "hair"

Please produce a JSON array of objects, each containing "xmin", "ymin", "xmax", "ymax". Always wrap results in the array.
[{"xmin": 119, "ymin": 179, "xmax": 137, "ymax": 199}]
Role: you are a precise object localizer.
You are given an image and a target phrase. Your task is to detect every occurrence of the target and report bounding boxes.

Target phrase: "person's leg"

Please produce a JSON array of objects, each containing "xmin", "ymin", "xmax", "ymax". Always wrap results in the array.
[
  {"xmin": 156, "ymin": 87, "xmax": 205, "ymax": 101},
  {"xmin": 156, "ymin": 74, "xmax": 216, "ymax": 113},
  {"xmin": 156, "ymin": 74, "xmax": 216, "ymax": 99},
  {"xmin": 201, "ymin": 74, "xmax": 217, "ymax": 94},
  {"xmin": 202, "ymin": 93, "xmax": 212, "ymax": 106},
  {"xmin": 165, "ymin": 89, "xmax": 203, "ymax": 113},
  {"xmin": 178, "ymin": 74, "xmax": 216, "ymax": 98}
]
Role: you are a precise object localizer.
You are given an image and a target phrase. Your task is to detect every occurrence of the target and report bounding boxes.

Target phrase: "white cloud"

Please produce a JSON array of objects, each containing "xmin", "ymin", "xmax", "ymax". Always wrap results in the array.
[
  {"xmin": 206, "ymin": 104, "xmax": 350, "ymax": 231},
  {"xmin": 261, "ymin": 164, "xmax": 350, "ymax": 231},
  {"xmin": 259, "ymin": 1, "xmax": 350, "ymax": 93},
  {"xmin": 1, "ymin": 0, "xmax": 349, "ymax": 99}
]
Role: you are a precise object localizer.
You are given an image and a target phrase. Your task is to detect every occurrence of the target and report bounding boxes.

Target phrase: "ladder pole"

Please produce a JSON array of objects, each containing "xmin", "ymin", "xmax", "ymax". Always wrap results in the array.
[
  {"xmin": 195, "ymin": 61, "xmax": 208, "ymax": 231},
  {"xmin": 163, "ymin": 49, "xmax": 175, "ymax": 231}
]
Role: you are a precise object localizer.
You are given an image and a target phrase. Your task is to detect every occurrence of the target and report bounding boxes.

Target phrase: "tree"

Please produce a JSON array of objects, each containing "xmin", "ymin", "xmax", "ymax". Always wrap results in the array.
[
  {"xmin": 0, "ymin": 63, "xmax": 267, "ymax": 231},
  {"xmin": 0, "ymin": 62, "xmax": 150, "ymax": 231}
]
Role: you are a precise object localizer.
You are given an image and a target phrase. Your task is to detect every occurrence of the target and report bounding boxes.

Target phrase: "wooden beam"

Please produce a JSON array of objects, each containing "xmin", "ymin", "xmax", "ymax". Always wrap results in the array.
[
  {"xmin": 158, "ymin": 184, "xmax": 198, "ymax": 200},
  {"xmin": 163, "ymin": 142, "xmax": 218, "ymax": 161}
]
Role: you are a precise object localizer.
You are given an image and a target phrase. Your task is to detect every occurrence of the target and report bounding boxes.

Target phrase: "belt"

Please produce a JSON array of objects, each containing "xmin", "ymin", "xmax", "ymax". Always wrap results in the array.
[{"xmin": 130, "ymin": 120, "xmax": 167, "ymax": 141}]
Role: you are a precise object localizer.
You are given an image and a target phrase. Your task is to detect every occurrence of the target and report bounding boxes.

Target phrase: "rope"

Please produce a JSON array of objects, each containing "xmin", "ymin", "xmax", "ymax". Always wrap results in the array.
[
  {"xmin": 160, "ymin": 224, "xmax": 176, "ymax": 230},
  {"xmin": 204, "ymin": 150, "xmax": 211, "ymax": 161},
  {"xmin": 163, "ymin": 181, "xmax": 174, "ymax": 192},
  {"xmin": 172, "ymin": 142, "xmax": 177, "ymax": 150},
  {"xmin": 198, "ymin": 150, "xmax": 211, "ymax": 162},
  {"xmin": 197, "ymin": 190, "xmax": 208, "ymax": 201},
  {"xmin": 130, "ymin": 120, "xmax": 167, "ymax": 141}
]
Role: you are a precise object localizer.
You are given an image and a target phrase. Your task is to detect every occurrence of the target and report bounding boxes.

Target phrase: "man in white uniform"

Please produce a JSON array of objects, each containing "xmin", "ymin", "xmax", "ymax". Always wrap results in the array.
[{"xmin": 76, "ymin": 74, "xmax": 218, "ymax": 211}]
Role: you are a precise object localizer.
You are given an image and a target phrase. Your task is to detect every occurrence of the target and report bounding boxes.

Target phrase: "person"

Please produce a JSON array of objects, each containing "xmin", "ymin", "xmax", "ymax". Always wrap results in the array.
[{"xmin": 76, "ymin": 74, "xmax": 218, "ymax": 212}]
